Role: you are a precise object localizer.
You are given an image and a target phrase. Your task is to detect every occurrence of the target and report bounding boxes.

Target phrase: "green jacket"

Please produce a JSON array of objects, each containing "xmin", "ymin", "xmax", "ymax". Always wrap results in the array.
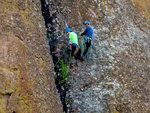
[{"xmin": 69, "ymin": 32, "xmax": 78, "ymax": 45}]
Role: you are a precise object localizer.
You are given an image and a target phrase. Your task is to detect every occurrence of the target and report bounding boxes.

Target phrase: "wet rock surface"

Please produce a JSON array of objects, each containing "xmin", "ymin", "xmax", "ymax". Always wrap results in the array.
[{"xmin": 0, "ymin": 0, "xmax": 62, "ymax": 113}]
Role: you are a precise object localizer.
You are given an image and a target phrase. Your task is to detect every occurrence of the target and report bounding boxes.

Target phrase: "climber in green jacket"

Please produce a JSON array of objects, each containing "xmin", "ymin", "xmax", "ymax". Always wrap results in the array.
[{"xmin": 64, "ymin": 28, "xmax": 78, "ymax": 67}]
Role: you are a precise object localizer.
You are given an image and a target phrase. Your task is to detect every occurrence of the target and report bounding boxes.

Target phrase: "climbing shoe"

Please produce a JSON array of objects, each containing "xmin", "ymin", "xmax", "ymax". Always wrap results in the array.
[{"xmin": 80, "ymin": 58, "xmax": 85, "ymax": 62}]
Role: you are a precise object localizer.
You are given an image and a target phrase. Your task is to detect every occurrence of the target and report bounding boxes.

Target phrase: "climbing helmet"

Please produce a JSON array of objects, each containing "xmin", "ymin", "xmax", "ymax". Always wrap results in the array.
[
  {"xmin": 83, "ymin": 20, "xmax": 90, "ymax": 25},
  {"xmin": 66, "ymin": 28, "xmax": 71, "ymax": 33}
]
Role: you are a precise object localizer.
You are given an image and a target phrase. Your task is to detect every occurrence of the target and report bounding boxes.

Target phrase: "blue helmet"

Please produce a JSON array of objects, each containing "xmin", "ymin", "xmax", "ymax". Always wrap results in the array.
[
  {"xmin": 66, "ymin": 28, "xmax": 71, "ymax": 33},
  {"xmin": 83, "ymin": 20, "xmax": 90, "ymax": 25}
]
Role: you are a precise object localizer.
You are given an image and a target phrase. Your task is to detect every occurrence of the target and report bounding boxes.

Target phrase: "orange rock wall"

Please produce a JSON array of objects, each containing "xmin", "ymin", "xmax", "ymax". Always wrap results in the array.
[
  {"xmin": 0, "ymin": 0, "xmax": 62, "ymax": 113},
  {"xmin": 131, "ymin": 0, "xmax": 150, "ymax": 20}
]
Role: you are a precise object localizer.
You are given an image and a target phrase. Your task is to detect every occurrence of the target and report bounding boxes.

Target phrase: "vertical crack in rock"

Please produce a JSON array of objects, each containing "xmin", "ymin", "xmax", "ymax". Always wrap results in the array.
[
  {"xmin": 40, "ymin": 0, "xmax": 68, "ymax": 112},
  {"xmin": 40, "ymin": 0, "xmax": 53, "ymax": 28}
]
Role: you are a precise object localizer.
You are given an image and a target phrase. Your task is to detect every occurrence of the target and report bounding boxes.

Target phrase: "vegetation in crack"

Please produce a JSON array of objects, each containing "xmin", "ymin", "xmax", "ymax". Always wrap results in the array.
[{"xmin": 61, "ymin": 60, "xmax": 68, "ymax": 83}]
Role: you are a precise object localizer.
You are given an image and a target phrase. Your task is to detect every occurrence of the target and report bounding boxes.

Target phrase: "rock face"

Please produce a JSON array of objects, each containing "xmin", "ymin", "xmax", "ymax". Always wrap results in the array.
[
  {"xmin": 1, "ymin": 0, "xmax": 149, "ymax": 112},
  {"xmin": 0, "ymin": 0, "xmax": 62, "ymax": 113},
  {"xmin": 46, "ymin": 0, "xmax": 150, "ymax": 113}
]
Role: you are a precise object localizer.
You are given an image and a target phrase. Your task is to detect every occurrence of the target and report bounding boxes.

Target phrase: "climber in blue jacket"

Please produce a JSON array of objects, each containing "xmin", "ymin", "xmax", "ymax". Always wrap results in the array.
[{"xmin": 80, "ymin": 20, "xmax": 93, "ymax": 60}]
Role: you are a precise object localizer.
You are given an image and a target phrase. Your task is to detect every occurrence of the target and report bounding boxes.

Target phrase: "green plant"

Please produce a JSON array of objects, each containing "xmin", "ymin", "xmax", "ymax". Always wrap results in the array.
[{"xmin": 61, "ymin": 60, "xmax": 68, "ymax": 83}]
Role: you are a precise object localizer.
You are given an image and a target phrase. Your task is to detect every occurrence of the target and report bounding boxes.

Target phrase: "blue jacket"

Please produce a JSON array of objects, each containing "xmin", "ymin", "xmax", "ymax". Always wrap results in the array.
[{"xmin": 81, "ymin": 25, "xmax": 93, "ymax": 39}]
